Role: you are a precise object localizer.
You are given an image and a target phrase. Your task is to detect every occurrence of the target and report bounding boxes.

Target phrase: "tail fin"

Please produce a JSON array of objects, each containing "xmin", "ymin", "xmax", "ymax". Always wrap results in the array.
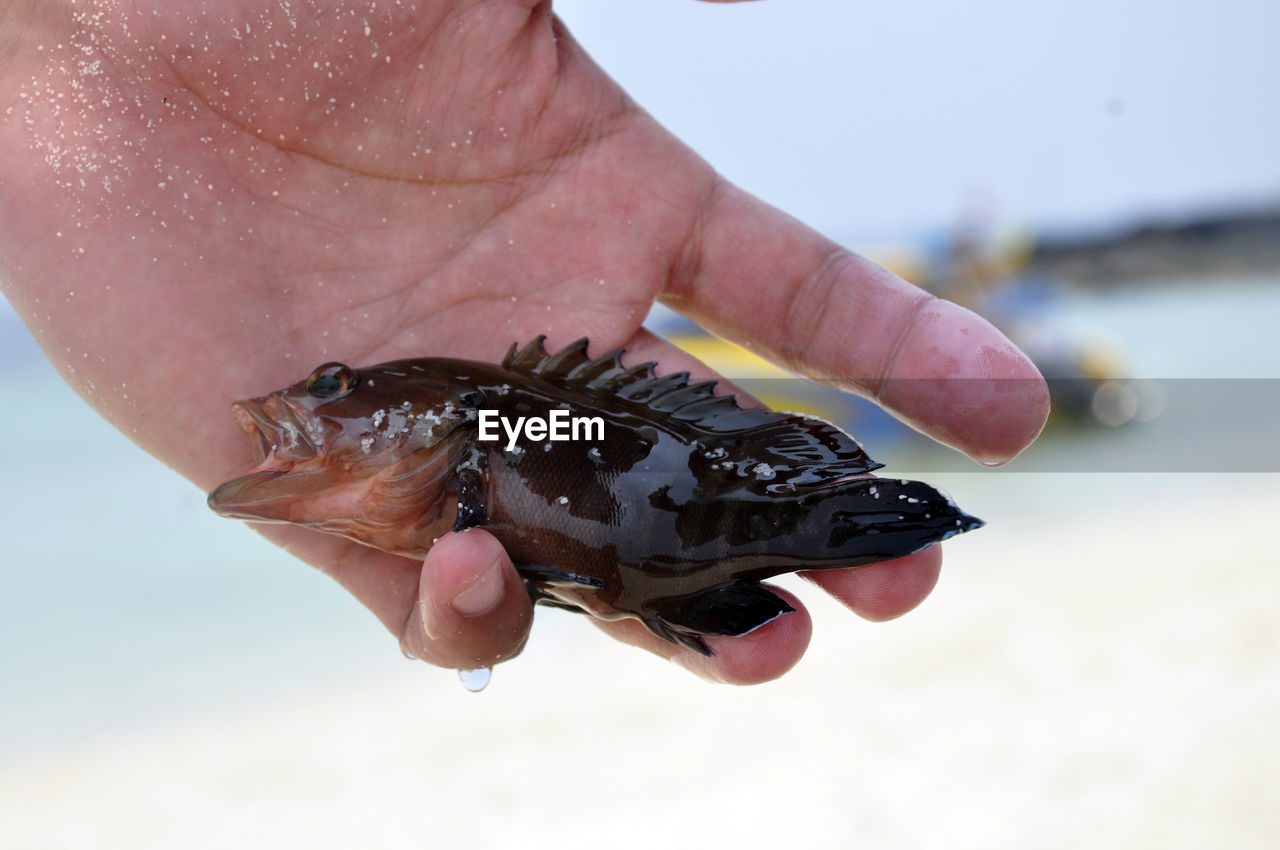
[{"xmin": 800, "ymin": 476, "xmax": 984, "ymax": 568}]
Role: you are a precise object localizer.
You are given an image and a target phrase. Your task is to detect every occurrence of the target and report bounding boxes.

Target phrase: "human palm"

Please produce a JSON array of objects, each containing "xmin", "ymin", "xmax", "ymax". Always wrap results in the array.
[{"xmin": 0, "ymin": 0, "xmax": 1048, "ymax": 683}]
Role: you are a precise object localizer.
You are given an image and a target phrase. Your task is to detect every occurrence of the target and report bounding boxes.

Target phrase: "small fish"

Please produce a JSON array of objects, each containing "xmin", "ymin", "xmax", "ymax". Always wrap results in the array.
[{"xmin": 208, "ymin": 338, "xmax": 983, "ymax": 655}]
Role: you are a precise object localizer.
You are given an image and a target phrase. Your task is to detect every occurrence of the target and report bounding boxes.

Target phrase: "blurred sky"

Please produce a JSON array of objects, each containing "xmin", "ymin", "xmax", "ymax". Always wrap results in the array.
[{"xmin": 555, "ymin": 0, "xmax": 1280, "ymax": 243}]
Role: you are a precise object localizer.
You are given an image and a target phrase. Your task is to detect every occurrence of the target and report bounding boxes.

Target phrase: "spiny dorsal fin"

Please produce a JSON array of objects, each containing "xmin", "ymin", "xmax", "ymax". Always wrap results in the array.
[{"xmin": 501, "ymin": 337, "xmax": 882, "ymax": 490}]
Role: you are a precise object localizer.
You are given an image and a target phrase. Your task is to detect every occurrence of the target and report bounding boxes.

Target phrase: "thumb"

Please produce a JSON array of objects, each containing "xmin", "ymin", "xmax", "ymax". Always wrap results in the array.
[{"xmin": 400, "ymin": 528, "xmax": 534, "ymax": 671}]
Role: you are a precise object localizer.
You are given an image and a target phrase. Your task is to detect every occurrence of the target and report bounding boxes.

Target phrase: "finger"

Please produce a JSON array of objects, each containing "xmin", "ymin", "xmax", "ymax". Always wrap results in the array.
[
  {"xmin": 401, "ymin": 528, "xmax": 534, "ymax": 669},
  {"xmin": 801, "ymin": 545, "xmax": 943, "ymax": 623},
  {"xmin": 662, "ymin": 181, "xmax": 1050, "ymax": 464},
  {"xmin": 592, "ymin": 585, "xmax": 812, "ymax": 685}
]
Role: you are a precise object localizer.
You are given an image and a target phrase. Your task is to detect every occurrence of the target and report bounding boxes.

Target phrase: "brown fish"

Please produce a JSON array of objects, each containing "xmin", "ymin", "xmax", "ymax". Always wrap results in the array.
[{"xmin": 209, "ymin": 338, "xmax": 983, "ymax": 654}]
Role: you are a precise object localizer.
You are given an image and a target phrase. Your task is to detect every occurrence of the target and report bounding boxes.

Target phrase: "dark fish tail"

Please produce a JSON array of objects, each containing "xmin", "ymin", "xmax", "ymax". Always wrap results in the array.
[
  {"xmin": 814, "ymin": 477, "xmax": 984, "ymax": 567},
  {"xmin": 744, "ymin": 477, "xmax": 984, "ymax": 572}
]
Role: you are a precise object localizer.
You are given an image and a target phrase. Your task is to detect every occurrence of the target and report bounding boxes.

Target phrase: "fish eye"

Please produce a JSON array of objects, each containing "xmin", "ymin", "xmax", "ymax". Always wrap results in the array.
[{"xmin": 305, "ymin": 363, "xmax": 358, "ymax": 398}]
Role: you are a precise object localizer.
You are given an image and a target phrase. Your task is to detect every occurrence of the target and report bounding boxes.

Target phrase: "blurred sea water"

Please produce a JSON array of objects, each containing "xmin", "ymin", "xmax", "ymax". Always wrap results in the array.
[{"xmin": 1050, "ymin": 277, "xmax": 1280, "ymax": 378}]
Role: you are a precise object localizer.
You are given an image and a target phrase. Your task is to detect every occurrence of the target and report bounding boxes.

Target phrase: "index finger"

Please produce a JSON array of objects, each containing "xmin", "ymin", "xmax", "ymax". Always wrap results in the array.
[{"xmin": 661, "ymin": 180, "xmax": 1050, "ymax": 464}]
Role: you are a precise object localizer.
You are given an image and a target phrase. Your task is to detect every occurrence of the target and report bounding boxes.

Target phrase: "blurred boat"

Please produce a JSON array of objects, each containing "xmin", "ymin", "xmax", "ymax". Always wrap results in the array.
[{"xmin": 908, "ymin": 217, "xmax": 1159, "ymax": 428}]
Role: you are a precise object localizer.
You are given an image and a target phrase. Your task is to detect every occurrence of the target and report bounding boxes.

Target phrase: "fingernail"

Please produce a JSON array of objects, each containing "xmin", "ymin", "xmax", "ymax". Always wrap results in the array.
[{"xmin": 449, "ymin": 556, "xmax": 505, "ymax": 617}]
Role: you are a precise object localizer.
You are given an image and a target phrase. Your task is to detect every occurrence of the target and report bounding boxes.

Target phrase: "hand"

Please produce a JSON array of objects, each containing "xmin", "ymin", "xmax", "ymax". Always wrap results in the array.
[{"xmin": 0, "ymin": 0, "xmax": 1048, "ymax": 683}]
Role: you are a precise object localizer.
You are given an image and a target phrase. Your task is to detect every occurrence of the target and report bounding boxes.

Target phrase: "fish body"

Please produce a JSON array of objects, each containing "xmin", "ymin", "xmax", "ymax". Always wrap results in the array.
[{"xmin": 209, "ymin": 338, "xmax": 983, "ymax": 654}]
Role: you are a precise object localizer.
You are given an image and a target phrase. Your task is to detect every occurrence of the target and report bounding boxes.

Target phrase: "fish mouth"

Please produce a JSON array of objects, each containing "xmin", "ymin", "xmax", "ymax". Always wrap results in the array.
[
  {"xmin": 206, "ymin": 396, "xmax": 327, "ymax": 521},
  {"xmin": 231, "ymin": 397, "xmax": 318, "ymax": 467}
]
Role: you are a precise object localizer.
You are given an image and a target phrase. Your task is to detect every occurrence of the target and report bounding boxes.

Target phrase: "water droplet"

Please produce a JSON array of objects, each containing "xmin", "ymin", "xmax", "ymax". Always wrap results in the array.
[
  {"xmin": 979, "ymin": 459, "xmax": 1006, "ymax": 468},
  {"xmin": 458, "ymin": 667, "xmax": 491, "ymax": 692}
]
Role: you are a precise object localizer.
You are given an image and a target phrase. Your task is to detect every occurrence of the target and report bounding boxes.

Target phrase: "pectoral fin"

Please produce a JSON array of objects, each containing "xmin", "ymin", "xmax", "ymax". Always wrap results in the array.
[
  {"xmin": 451, "ymin": 445, "xmax": 489, "ymax": 533},
  {"xmin": 520, "ymin": 565, "xmax": 604, "ymax": 618},
  {"xmin": 643, "ymin": 580, "xmax": 796, "ymax": 656},
  {"xmin": 515, "ymin": 563, "xmax": 605, "ymax": 588}
]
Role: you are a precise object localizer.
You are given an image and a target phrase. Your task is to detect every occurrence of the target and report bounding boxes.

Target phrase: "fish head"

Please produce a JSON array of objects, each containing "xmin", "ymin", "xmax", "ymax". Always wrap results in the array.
[{"xmin": 207, "ymin": 361, "xmax": 471, "ymax": 552}]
